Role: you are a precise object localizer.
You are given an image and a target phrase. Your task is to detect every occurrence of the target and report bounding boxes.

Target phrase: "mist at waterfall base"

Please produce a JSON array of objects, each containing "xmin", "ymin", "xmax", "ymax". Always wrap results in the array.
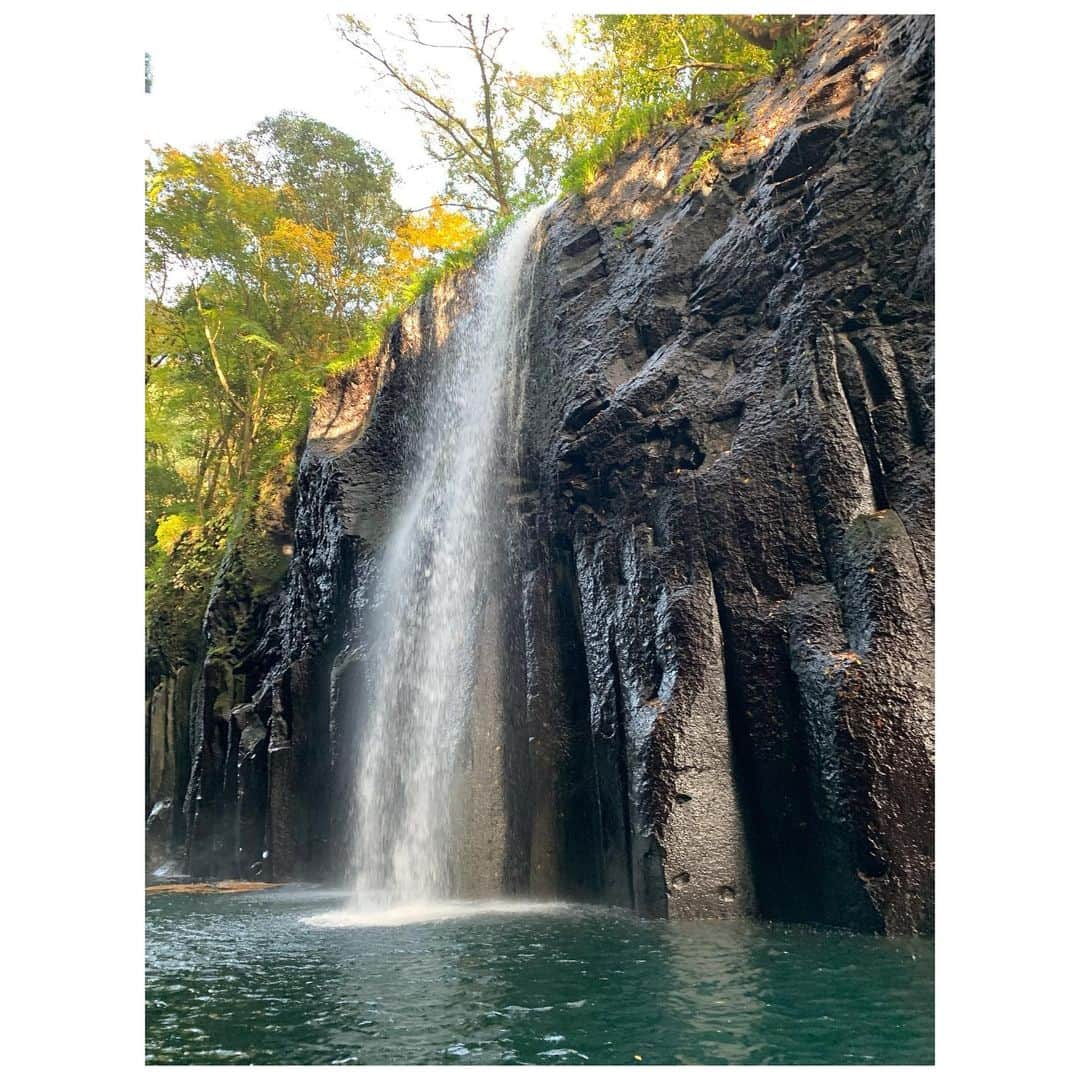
[{"xmin": 146, "ymin": 887, "xmax": 933, "ymax": 1065}]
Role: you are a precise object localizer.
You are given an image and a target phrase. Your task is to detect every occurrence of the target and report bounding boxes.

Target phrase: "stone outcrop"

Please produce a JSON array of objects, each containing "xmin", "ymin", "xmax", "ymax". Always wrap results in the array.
[
  {"xmin": 146, "ymin": 14, "xmax": 934, "ymax": 933},
  {"xmin": 145, "ymin": 666, "xmax": 193, "ymax": 874}
]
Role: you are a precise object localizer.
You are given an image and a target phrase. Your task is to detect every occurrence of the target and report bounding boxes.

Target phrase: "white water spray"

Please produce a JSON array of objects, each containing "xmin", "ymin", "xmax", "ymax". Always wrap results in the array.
[{"xmin": 347, "ymin": 205, "xmax": 547, "ymax": 912}]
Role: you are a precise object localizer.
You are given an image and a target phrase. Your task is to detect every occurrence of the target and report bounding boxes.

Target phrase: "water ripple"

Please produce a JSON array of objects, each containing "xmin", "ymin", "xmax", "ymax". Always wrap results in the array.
[{"xmin": 147, "ymin": 891, "xmax": 933, "ymax": 1066}]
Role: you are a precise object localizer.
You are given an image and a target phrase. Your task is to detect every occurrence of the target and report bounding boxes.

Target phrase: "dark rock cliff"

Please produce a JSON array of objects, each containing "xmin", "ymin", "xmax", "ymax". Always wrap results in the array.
[{"xmin": 146, "ymin": 14, "xmax": 934, "ymax": 934}]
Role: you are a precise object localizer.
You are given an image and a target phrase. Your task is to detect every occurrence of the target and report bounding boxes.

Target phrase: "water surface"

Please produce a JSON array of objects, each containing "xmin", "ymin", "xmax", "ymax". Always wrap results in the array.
[{"xmin": 146, "ymin": 886, "xmax": 933, "ymax": 1065}]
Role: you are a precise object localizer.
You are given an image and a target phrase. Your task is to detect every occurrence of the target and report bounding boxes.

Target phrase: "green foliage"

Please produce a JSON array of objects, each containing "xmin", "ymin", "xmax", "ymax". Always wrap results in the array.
[
  {"xmin": 145, "ymin": 513, "xmax": 230, "ymax": 666},
  {"xmin": 577, "ymin": 14, "xmax": 772, "ymax": 111},
  {"xmin": 675, "ymin": 145, "xmax": 724, "ymax": 196},
  {"xmin": 154, "ymin": 512, "xmax": 198, "ymax": 556},
  {"xmin": 225, "ymin": 112, "xmax": 401, "ymax": 332},
  {"xmin": 561, "ymin": 99, "xmax": 685, "ymax": 196},
  {"xmin": 544, "ymin": 15, "xmax": 834, "ymax": 197},
  {"xmin": 145, "ymin": 112, "xmax": 402, "ymax": 535},
  {"xmin": 550, "ymin": 15, "xmax": 775, "ymax": 196},
  {"xmin": 771, "ymin": 22, "xmax": 821, "ymax": 74},
  {"xmin": 328, "ymin": 212, "xmax": 517, "ymax": 375},
  {"xmin": 675, "ymin": 103, "xmax": 749, "ymax": 195}
]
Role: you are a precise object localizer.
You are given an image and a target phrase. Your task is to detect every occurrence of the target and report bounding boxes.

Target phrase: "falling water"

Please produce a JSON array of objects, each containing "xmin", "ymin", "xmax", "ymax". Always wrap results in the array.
[{"xmin": 347, "ymin": 204, "xmax": 547, "ymax": 911}]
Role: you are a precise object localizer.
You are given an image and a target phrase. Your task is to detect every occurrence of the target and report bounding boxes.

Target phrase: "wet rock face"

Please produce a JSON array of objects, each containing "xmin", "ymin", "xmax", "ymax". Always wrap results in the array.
[
  {"xmin": 521, "ymin": 14, "xmax": 933, "ymax": 931},
  {"xmin": 146, "ymin": 14, "xmax": 933, "ymax": 934},
  {"xmin": 146, "ymin": 667, "xmax": 192, "ymax": 874}
]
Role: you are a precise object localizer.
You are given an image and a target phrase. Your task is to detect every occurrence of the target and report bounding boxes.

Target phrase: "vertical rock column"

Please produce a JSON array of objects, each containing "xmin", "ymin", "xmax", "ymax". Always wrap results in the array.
[
  {"xmin": 145, "ymin": 666, "xmax": 193, "ymax": 872},
  {"xmin": 570, "ymin": 483, "xmax": 754, "ymax": 918}
]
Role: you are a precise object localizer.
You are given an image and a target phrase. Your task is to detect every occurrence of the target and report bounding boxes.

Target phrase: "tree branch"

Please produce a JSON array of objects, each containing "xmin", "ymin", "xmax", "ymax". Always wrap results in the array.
[
  {"xmin": 644, "ymin": 61, "xmax": 751, "ymax": 76},
  {"xmin": 191, "ymin": 285, "xmax": 244, "ymax": 415},
  {"xmin": 339, "ymin": 24, "xmax": 491, "ymax": 159},
  {"xmin": 402, "ymin": 201, "xmax": 491, "ymax": 215},
  {"xmin": 502, "ymin": 79, "xmax": 566, "ymax": 119}
]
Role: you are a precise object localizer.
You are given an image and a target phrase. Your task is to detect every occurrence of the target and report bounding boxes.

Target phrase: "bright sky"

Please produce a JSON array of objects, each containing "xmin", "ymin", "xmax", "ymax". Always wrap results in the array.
[{"xmin": 144, "ymin": 7, "xmax": 575, "ymax": 211}]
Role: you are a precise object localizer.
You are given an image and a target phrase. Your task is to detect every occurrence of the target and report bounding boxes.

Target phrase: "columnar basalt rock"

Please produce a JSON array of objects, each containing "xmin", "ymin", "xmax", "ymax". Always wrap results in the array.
[
  {"xmin": 146, "ymin": 14, "xmax": 934, "ymax": 934},
  {"xmin": 145, "ymin": 666, "xmax": 193, "ymax": 873}
]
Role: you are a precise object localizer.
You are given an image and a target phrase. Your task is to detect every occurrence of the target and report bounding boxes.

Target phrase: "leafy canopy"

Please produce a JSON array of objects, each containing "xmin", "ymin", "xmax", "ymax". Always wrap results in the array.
[{"xmin": 145, "ymin": 114, "xmax": 402, "ymax": 556}]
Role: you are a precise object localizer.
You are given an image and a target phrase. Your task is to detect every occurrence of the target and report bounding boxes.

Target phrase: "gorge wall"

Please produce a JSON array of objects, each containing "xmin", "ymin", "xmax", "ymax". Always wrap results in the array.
[{"xmin": 146, "ymin": 15, "xmax": 934, "ymax": 935}]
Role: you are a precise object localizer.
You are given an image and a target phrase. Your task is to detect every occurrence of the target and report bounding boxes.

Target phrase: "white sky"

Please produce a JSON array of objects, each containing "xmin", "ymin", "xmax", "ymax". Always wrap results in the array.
[{"xmin": 144, "ymin": 7, "xmax": 575, "ymax": 210}]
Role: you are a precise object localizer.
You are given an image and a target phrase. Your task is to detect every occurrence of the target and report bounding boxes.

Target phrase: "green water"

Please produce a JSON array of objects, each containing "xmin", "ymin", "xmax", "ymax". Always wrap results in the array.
[{"xmin": 145, "ymin": 886, "xmax": 933, "ymax": 1065}]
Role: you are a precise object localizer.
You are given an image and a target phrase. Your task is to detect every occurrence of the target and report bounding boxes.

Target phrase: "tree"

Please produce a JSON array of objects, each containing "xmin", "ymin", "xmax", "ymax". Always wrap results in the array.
[
  {"xmin": 338, "ymin": 14, "xmax": 556, "ymax": 219},
  {"xmin": 145, "ymin": 114, "xmax": 402, "ymax": 537},
  {"xmin": 540, "ymin": 15, "xmax": 775, "ymax": 161},
  {"xmin": 225, "ymin": 112, "xmax": 401, "ymax": 333},
  {"xmin": 147, "ymin": 149, "xmax": 327, "ymax": 519},
  {"xmin": 376, "ymin": 198, "xmax": 481, "ymax": 302}
]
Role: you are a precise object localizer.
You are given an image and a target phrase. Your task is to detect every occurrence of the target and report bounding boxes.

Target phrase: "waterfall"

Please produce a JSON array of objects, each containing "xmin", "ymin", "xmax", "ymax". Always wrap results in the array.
[{"xmin": 348, "ymin": 205, "xmax": 546, "ymax": 910}]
